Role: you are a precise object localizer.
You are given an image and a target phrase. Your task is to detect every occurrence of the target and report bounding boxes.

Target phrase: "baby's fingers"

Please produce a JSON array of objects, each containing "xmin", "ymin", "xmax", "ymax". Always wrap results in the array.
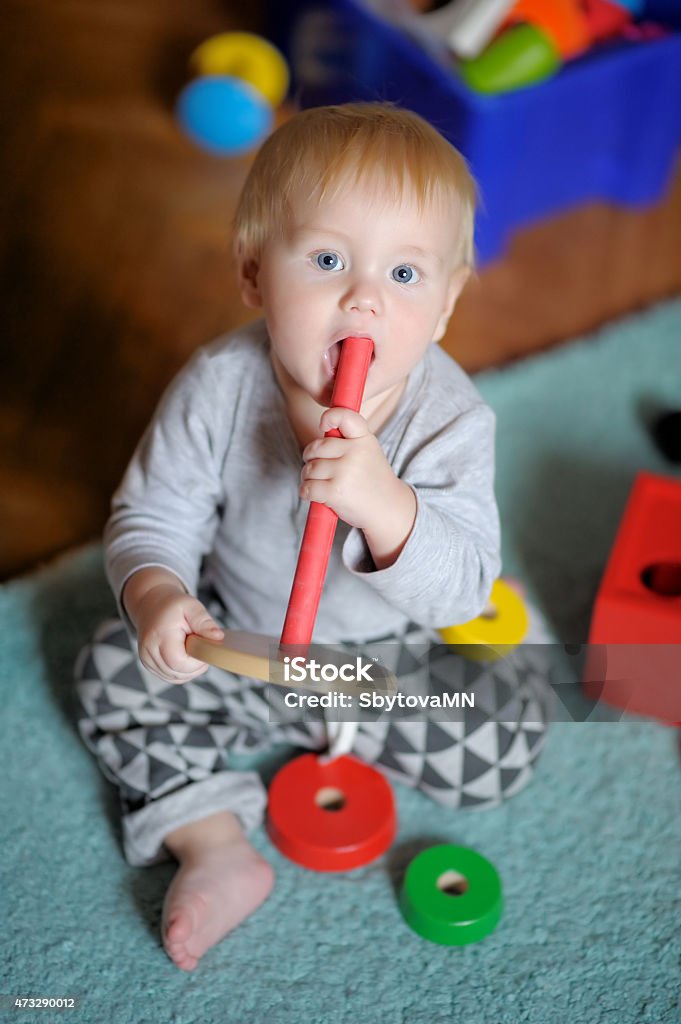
[
  {"xmin": 156, "ymin": 637, "xmax": 211, "ymax": 680},
  {"xmin": 139, "ymin": 650, "xmax": 198, "ymax": 684},
  {"xmin": 138, "ymin": 633, "xmax": 207, "ymax": 682},
  {"xmin": 146, "ymin": 659, "xmax": 209, "ymax": 684},
  {"xmin": 319, "ymin": 407, "xmax": 370, "ymax": 439},
  {"xmin": 184, "ymin": 602, "xmax": 224, "ymax": 640}
]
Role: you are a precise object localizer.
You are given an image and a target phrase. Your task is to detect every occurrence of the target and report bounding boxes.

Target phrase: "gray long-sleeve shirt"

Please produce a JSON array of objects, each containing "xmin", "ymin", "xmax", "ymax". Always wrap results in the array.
[{"xmin": 105, "ymin": 319, "xmax": 501, "ymax": 643}]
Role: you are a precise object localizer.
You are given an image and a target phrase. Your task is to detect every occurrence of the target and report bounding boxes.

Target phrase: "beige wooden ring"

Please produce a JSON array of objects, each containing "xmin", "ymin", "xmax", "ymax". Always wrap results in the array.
[{"xmin": 186, "ymin": 630, "xmax": 397, "ymax": 691}]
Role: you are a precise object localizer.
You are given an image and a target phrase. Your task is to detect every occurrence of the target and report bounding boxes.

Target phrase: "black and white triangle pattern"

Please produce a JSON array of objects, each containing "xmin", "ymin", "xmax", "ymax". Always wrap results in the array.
[
  {"xmin": 74, "ymin": 619, "xmax": 324, "ymax": 809},
  {"xmin": 75, "ymin": 615, "xmax": 552, "ymax": 815},
  {"xmin": 352, "ymin": 640, "xmax": 551, "ymax": 809}
]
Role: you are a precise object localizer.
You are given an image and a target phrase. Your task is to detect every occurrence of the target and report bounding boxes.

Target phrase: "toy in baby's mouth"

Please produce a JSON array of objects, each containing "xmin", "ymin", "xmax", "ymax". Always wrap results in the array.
[{"xmin": 186, "ymin": 336, "xmax": 383, "ymax": 688}]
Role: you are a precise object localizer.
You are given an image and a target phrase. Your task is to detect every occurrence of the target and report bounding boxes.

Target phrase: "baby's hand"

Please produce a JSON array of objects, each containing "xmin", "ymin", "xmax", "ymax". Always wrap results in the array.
[
  {"xmin": 129, "ymin": 577, "xmax": 224, "ymax": 684},
  {"xmin": 301, "ymin": 408, "xmax": 395, "ymax": 529},
  {"xmin": 300, "ymin": 408, "xmax": 416, "ymax": 568}
]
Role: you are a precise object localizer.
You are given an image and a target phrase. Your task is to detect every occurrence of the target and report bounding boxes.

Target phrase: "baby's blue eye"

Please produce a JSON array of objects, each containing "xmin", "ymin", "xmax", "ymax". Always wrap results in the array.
[
  {"xmin": 315, "ymin": 252, "xmax": 344, "ymax": 272},
  {"xmin": 392, "ymin": 264, "xmax": 420, "ymax": 284}
]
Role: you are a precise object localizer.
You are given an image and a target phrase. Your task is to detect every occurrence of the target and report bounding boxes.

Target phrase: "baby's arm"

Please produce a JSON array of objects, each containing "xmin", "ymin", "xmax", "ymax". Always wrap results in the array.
[
  {"xmin": 122, "ymin": 566, "xmax": 224, "ymax": 683},
  {"xmin": 104, "ymin": 348, "xmax": 233, "ymax": 683},
  {"xmin": 332, "ymin": 390, "xmax": 501, "ymax": 629}
]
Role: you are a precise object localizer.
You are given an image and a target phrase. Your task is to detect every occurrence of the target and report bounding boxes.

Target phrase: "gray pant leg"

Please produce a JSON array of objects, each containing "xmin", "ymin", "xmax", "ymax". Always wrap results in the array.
[
  {"xmin": 74, "ymin": 618, "xmax": 326, "ymax": 865},
  {"xmin": 350, "ymin": 609, "xmax": 553, "ymax": 809}
]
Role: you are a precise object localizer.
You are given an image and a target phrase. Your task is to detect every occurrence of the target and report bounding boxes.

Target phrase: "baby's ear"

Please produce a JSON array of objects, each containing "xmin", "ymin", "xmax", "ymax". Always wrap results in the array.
[
  {"xmin": 238, "ymin": 257, "xmax": 262, "ymax": 309},
  {"xmin": 433, "ymin": 265, "xmax": 471, "ymax": 342}
]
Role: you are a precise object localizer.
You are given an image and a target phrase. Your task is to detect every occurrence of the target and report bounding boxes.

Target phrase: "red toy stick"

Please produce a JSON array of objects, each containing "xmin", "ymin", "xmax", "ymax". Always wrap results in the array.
[
  {"xmin": 185, "ymin": 335, "xmax": 386, "ymax": 685},
  {"xmin": 280, "ymin": 336, "xmax": 374, "ymax": 647}
]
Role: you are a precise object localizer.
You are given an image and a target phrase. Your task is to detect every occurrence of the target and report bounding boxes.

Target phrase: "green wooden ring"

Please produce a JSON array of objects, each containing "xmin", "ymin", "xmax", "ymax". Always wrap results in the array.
[{"xmin": 399, "ymin": 844, "xmax": 503, "ymax": 945}]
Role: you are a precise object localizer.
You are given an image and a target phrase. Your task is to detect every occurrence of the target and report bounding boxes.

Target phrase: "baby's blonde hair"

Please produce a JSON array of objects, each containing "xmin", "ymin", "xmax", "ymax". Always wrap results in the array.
[{"xmin": 232, "ymin": 102, "xmax": 476, "ymax": 268}]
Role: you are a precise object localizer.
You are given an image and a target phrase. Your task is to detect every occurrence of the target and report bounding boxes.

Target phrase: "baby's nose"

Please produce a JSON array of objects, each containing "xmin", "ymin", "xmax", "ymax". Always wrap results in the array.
[{"xmin": 341, "ymin": 280, "xmax": 382, "ymax": 315}]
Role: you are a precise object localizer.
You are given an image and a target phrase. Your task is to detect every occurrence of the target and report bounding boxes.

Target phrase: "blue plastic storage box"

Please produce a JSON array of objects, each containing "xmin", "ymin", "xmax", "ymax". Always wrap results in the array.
[{"xmin": 267, "ymin": 1, "xmax": 681, "ymax": 263}]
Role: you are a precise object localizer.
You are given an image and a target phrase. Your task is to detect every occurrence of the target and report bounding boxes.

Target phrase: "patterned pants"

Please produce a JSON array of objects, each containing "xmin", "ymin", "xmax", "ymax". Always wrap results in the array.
[{"xmin": 74, "ymin": 611, "xmax": 553, "ymax": 866}]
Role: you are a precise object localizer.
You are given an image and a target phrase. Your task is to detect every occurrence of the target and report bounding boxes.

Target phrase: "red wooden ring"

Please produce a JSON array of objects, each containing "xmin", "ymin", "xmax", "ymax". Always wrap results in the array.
[{"xmin": 266, "ymin": 753, "xmax": 397, "ymax": 871}]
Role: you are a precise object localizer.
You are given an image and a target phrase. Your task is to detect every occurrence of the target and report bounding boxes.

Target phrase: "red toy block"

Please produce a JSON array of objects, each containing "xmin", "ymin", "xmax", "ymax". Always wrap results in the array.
[{"xmin": 584, "ymin": 472, "xmax": 681, "ymax": 724}]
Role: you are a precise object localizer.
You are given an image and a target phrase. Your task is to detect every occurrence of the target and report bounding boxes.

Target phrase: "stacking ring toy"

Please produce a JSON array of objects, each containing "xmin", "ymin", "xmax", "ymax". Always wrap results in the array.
[
  {"xmin": 190, "ymin": 32, "xmax": 289, "ymax": 108},
  {"xmin": 438, "ymin": 578, "xmax": 529, "ymax": 662},
  {"xmin": 267, "ymin": 754, "xmax": 396, "ymax": 871},
  {"xmin": 398, "ymin": 844, "xmax": 503, "ymax": 945}
]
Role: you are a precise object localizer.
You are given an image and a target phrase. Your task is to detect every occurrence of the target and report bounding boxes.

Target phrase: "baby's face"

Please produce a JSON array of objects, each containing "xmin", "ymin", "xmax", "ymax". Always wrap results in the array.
[{"xmin": 241, "ymin": 177, "xmax": 467, "ymax": 409}]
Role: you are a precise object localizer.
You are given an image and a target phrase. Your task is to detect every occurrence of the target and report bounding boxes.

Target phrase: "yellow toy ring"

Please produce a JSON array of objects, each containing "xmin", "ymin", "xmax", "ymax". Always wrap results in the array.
[
  {"xmin": 190, "ymin": 32, "xmax": 289, "ymax": 108},
  {"xmin": 438, "ymin": 578, "xmax": 529, "ymax": 662}
]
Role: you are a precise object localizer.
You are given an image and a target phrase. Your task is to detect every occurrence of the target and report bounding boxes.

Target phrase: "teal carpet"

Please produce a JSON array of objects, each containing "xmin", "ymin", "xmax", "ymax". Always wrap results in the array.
[{"xmin": 2, "ymin": 299, "xmax": 680, "ymax": 1024}]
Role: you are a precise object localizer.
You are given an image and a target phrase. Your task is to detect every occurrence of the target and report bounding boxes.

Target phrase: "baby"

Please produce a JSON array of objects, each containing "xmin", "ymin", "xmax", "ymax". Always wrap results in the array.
[{"xmin": 75, "ymin": 103, "xmax": 549, "ymax": 971}]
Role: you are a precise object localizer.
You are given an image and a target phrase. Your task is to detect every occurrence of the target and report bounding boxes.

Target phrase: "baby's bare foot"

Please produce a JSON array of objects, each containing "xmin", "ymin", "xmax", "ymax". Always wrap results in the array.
[{"xmin": 162, "ymin": 838, "xmax": 274, "ymax": 971}]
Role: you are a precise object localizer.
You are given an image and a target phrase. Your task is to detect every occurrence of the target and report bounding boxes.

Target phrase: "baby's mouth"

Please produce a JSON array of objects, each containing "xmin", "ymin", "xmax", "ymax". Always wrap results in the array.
[
  {"xmin": 323, "ymin": 338, "xmax": 375, "ymax": 379},
  {"xmin": 322, "ymin": 340, "xmax": 343, "ymax": 378}
]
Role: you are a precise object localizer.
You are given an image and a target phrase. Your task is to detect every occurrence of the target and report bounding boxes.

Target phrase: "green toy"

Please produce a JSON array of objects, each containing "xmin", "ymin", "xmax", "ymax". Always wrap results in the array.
[
  {"xmin": 460, "ymin": 22, "xmax": 560, "ymax": 94},
  {"xmin": 399, "ymin": 844, "xmax": 503, "ymax": 945}
]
